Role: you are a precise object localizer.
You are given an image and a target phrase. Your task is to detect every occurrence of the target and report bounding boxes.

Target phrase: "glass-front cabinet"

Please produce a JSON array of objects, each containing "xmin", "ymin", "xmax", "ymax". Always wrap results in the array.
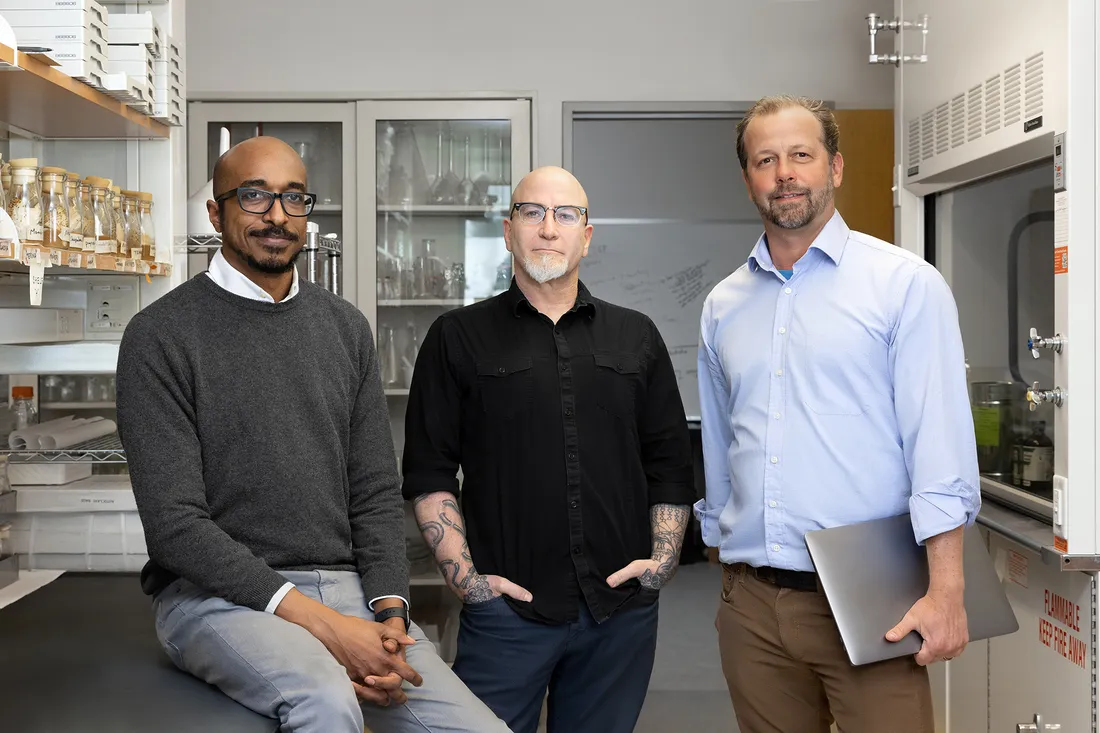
[
  {"xmin": 357, "ymin": 100, "xmax": 531, "ymax": 458},
  {"xmin": 186, "ymin": 102, "xmax": 357, "ymax": 298}
]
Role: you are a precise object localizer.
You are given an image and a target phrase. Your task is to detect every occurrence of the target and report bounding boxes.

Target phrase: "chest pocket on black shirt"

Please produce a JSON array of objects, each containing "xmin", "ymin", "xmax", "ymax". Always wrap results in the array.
[
  {"xmin": 476, "ymin": 356, "xmax": 533, "ymax": 418},
  {"xmin": 593, "ymin": 352, "xmax": 642, "ymax": 418}
]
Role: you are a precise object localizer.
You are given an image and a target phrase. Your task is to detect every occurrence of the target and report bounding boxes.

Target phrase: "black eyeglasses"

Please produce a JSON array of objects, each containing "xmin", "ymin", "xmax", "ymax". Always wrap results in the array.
[
  {"xmin": 511, "ymin": 202, "xmax": 588, "ymax": 227},
  {"xmin": 215, "ymin": 187, "xmax": 317, "ymax": 217}
]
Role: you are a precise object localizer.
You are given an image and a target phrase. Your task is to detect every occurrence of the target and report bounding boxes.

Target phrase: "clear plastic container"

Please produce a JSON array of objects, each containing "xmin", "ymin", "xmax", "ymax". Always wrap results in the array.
[
  {"xmin": 39, "ymin": 166, "xmax": 69, "ymax": 250},
  {"xmin": 8, "ymin": 158, "xmax": 42, "ymax": 246},
  {"xmin": 65, "ymin": 173, "xmax": 83, "ymax": 251},
  {"xmin": 80, "ymin": 179, "xmax": 95, "ymax": 254},
  {"xmin": 11, "ymin": 385, "xmax": 38, "ymax": 430}
]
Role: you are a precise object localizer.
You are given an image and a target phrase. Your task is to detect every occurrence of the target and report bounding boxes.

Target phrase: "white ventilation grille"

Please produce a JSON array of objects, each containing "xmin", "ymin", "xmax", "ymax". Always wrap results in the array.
[
  {"xmin": 967, "ymin": 84, "xmax": 983, "ymax": 142},
  {"xmin": 985, "ymin": 75, "xmax": 1001, "ymax": 134},
  {"xmin": 905, "ymin": 50, "xmax": 1049, "ymax": 174},
  {"xmin": 1003, "ymin": 63, "xmax": 1022, "ymax": 127},
  {"xmin": 1025, "ymin": 51, "xmax": 1044, "ymax": 119},
  {"xmin": 921, "ymin": 110, "xmax": 934, "ymax": 160},
  {"xmin": 950, "ymin": 94, "xmax": 966, "ymax": 148}
]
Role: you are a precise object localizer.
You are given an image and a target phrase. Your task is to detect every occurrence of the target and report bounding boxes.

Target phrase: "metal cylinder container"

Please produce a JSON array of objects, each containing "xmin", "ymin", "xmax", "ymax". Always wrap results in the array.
[
  {"xmin": 303, "ymin": 222, "xmax": 320, "ymax": 285},
  {"xmin": 970, "ymin": 381, "xmax": 1022, "ymax": 481}
]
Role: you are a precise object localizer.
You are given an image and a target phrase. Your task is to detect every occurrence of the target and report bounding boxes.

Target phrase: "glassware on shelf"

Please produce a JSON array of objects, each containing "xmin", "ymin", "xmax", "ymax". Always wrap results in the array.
[
  {"xmin": 382, "ymin": 122, "xmax": 429, "ymax": 207},
  {"xmin": 445, "ymin": 262, "xmax": 466, "ymax": 300},
  {"xmin": 458, "ymin": 136, "xmax": 477, "ymax": 206},
  {"xmin": 80, "ymin": 179, "xmax": 95, "ymax": 255},
  {"xmin": 38, "ymin": 167, "xmax": 69, "ymax": 251},
  {"xmin": 428, "ymin": 125, "xmax": 459, "ymax": 206},
  {"xmin": 64, "ymin": 173, "xmax": 82, "ymax": 252},
  {"xmin": 414, "ymin": 238, "xmax": 448, "ymax": 299},
  {"xmin": 88, "ymin": 178, "xmax": 115, "ymax": 255},
  {"xmin": 138, "ymin": 193, "xmax": 156, "ymax": 261},
  {"xmin": 378, "ymin": 325, "xmax": 399, "ymax": 388},
  {"xmin": 0, "ymin": 161, "xmax": 10, "ymax": 211},
  {"xmin": 8, "ymin": 158, "xmax": 42, "ymax": 247},
  {"xmin": 110, "ymin": 185, "xmax": 125, "ymax": 257},
  {"xmin": 11, "ymin": 386, "xmax": 38, "ymax": 430},
  {"xmin": 121, "ymin": 191, "xmax": 141, "ymax": 259},
  {"xmin": 401, "ymin": 322, "xmax": 420, "ymax": 388},
  {"xmin": 473, "ymin": 128, "xmax": 496, "ymax": 207}
]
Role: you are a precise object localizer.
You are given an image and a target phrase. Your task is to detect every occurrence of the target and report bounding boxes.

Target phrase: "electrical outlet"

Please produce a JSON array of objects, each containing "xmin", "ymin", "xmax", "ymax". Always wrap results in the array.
[
  {"xmin": 1053, "ymin": 475, "xmax": 1067, "ymax": 527},
  {"xmin": 85, "ymin": 278, "xmax": 140, "ymax": 339}
]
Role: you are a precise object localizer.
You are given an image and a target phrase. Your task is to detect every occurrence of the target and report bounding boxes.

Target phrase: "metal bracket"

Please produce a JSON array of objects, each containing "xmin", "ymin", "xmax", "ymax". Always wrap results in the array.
[
  {"xmin": 866, "ymin": 13, "xmax": 929, "ymax": 66},
  {"xmin": 1061, "ymin": 554, "xmax": 1100, "ymax": 572}
]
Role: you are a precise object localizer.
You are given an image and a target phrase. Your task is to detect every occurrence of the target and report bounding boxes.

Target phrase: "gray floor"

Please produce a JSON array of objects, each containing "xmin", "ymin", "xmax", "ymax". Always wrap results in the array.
[{"xmin": 635, "ymin": 562, "xmax": 737, "ymax": 733}]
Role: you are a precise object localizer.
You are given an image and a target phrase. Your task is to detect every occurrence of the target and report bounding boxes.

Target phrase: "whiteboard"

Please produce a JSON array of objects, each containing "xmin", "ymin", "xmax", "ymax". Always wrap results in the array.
[{"xmin": 581, "ymin": 221, "xmax": 761, "ymax": 420}]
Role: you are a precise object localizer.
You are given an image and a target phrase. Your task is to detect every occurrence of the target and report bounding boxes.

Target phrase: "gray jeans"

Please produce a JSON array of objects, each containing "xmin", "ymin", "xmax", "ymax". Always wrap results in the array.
[{"xmin": 152, "ymin": 569, "xmax": 511, "ymax": 733}]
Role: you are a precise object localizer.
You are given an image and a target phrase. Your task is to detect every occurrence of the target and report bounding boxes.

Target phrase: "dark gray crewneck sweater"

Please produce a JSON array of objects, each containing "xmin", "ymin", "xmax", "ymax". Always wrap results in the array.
[{"xmin": 116, "ymin": 274, "xmax": 408, "ymax": 611}]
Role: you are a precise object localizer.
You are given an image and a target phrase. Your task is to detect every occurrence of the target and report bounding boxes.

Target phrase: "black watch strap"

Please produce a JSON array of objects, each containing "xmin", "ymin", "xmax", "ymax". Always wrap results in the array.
[{"xmin": 374, "ymin": 605, "xmax": 409, "ymax": 632}]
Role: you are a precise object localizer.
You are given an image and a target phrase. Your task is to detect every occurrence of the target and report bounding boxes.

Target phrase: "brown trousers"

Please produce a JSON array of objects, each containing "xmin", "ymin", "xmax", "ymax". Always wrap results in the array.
[{"xmin": 717, "ymin": 563, "xmax": 933, "ymax": 733}]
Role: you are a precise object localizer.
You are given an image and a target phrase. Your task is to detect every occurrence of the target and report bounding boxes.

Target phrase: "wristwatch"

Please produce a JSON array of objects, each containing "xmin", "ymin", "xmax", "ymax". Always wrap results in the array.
[{"xmin": 374, "ymin": 606, "xmax": 409, "ymax": 633}]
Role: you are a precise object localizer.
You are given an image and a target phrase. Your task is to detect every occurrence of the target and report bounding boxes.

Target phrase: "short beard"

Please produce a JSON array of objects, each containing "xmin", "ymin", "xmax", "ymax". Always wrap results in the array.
[
  {"xmin": 757, "ymin": 175, "xmax": 834, "ymax": 230},
  {"xmin": 227, "ymin": 225, "xmax": 302, "ymax": 275},
  {"xmin": 521, "ymin": 251, "xmax": 569, "ymax": 284}
]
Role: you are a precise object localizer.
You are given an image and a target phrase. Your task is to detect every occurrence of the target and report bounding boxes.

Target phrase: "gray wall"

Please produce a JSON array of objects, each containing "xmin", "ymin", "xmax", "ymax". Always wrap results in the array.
[{"xmin": 185, "ymin": 0, "xmax": 895, "ymax": 167}]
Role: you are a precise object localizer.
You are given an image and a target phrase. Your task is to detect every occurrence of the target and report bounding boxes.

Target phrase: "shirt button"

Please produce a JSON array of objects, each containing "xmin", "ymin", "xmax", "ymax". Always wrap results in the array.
[
  {"xmin": 778, "ymin": 327, "xmax": 786, "ymax": 334},
  {"xmin": 776, "ymin": 369, "xmax": 783, "ymax": 377},
  {"xmin": 784, "ymin": 287, "xmax": 792, "ymax": 294},
  {"xmin": 773, "ymin": 544, "xmax": 781, "ymax": 552},
  {"xmin": 770, "ymin": 456, "xmax": 778, "ymax": 464},
  {"xmin": 561, "ymin": 362, "xmax": 569, "ymax": 372},
  {"xmin": 570, "ymin": 501, "xmax": 578, "ymax": 509},
  {"xmin": 769, "ymin": 500, "xmax": 778, "ymax": 508},
  {"xmin": 573, "ymin": 546, "xmax": 582, "ymax": 555},
  {"xmin": 568, "ymin": 452, "xmax": 576, "ymax": 461},
  {"xmin": 565, "ymin": 408, "xmax": 574, "ymax": 416},
  {"xmin": 774, "ymin": 412, "xmax": 781, "ymax": 419},
  {"xmin": 497, "ymin": 367, "xmax": 505, "ymax": 374}
]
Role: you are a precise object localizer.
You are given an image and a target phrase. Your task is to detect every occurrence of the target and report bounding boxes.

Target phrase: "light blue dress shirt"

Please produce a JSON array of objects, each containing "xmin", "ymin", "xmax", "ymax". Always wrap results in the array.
[{"xmin": 694, "ymin": 211, "xmax": 980, "ymax": 572}]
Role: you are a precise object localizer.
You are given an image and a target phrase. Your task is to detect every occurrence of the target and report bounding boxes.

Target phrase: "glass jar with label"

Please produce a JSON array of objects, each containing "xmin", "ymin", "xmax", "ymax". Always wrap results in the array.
[
  {"xmin": 121, "ymin": 190, "xmax": 141, "ymax": 259},
  {"xmin": 8, "ymin": 158, "xmax": 42, "ymax": 246},
  {"xmin": 80, "ymin": 179, "xmax": 96, "ymax": 254},
  {"xmin": 1, "ymin": 161, "xmax": 11, "ymax": 211},
  {"xmin": 1014, "ymin": 421, "xmax": 1055, "ymax": 498},
  {"xmin": 110, "ymin": 185, "xmax": 126, "ymax": 257},
  {"xmin": 39, "ymin": 167, "xmax": 69, "ymax": 250},
  {"xmin": 138, "ymin": 192, "xmax": 156, "ymax": 261},
  {"xmin": 65, "ymin": 173, "xmax": 83, "ymax": 252},
  {"xmin": 88, "ymin": 178, "xmax": 115, "ymax": 254}
]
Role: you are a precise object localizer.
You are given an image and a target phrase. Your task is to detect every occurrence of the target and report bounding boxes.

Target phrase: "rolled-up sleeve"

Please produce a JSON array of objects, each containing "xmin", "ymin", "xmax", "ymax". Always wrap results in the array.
[
  {"xmin": 695, "ymin": 298, "xmax": 733, "ymax": 548},
  {"xmin": 401, "ymin": 317, "xmax": 462, "ymax": 500},
  {"xmin": 889, "ymin": 265, "xmax": 981, "ymax": 544}
]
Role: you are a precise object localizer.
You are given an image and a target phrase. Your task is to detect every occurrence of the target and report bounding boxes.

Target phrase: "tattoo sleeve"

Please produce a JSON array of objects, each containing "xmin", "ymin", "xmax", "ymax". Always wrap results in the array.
[
  {"xmin": 413, "ymin": 492, "xmax": 493, "ymax": 603},
  {"xmin": 639, "ymin": 503, "xmax": 691, "ymax": 590}
]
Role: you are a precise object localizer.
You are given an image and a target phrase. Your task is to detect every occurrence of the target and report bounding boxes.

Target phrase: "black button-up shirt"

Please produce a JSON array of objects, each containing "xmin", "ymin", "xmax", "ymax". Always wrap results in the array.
[{"xmin": 401, "ymin": 279, "xmax": 694, "ymax": 624}]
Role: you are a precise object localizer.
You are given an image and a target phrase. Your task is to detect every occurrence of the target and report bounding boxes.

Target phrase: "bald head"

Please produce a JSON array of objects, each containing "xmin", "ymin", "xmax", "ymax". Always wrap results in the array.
[
  {"xmin": 213, "ymin": 136, "xmax": 307, "ymax": 199},
  {"xmin": 510, "ymin": 166, "xmax": 589, "ymax": 210}
]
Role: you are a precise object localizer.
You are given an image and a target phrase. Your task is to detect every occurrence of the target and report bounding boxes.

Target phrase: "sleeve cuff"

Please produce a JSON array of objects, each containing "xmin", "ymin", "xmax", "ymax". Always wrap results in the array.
[
  {"xmin": 909, "ymin": 479, "xmax": 982, "ymax": 545},
  {"xmin": 369, "ymin": 594, "xmax": 410, "ymax": 611},
  {"xmin": 264, "ymin": 581, "xmax": 295, "ymax": 614},
  {"xmin": 693, "ymin": 498, "xmax": 723, "ymax": 547},
  {"xmin": 648, "ymin": 482, "xmax": 696, "ymax": 507},
  {"xmin": 401, "ymin": 473, "xmax": 460, "ymax": 501}
]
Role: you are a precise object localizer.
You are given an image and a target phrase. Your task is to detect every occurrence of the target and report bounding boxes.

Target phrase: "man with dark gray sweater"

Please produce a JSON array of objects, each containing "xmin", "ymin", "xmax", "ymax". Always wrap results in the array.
[{"xmin": 116, "ymin": 136, "xmax": 509, "ymax": 733}]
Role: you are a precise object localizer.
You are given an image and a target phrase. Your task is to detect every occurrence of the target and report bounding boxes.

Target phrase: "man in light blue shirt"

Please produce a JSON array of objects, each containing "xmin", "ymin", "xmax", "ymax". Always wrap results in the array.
[{"xmin": 695, "ymin": 95, "xmax": 980, "ymax": 733}]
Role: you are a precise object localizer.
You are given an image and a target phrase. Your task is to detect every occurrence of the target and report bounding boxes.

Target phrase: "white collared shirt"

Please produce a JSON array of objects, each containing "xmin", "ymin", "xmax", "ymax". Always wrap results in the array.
[
  {"xmin": 205, "ymin": 247, "xmax": 300, "ymax": 303},
  {"xmin": 204, "ymin": 248, "xmax": 409, "ymax": 615}
]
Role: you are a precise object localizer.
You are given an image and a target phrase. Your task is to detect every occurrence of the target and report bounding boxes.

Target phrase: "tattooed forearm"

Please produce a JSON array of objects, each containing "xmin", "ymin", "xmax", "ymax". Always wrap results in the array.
[
  {"xmin": 640, "ymin": 504, "xmax": 690, "ymax": 589},
  {"xmin": 412, "ymin": 491, "xmax": 492, "ymax": 602}
]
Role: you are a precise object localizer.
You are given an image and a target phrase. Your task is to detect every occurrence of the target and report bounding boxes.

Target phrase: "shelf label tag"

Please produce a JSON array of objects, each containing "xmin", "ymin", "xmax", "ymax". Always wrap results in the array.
[{"xmin": 29, "ymin": 262, "xmax": 45, "ymax": 306}]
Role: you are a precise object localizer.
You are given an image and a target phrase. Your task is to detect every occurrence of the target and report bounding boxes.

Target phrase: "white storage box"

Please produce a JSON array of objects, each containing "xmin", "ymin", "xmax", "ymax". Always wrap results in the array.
[
  {"xmin": 0, "ymin": 7, "xmax": 106, "ymax": 27},
  {"xmin": 106, "ymin": 58, "xmax": 152, "ymax": 82},
  {"xmin": 15, "ymin": 475, "xmax": 136, "ymax": 513},
  {"xmin": 12, "ymin": 20, "xmax": 106, "ymax": 47},
  {"xmin": 102, "ymin": 72, "xmax": 151, "ymax": 111},
  {"xmin": 9, "ymin": 511, "xmax": 146, "ymax": 555},
  {"xmin": 55, "ymin": 49, "xmax": 106, "ymax": 86},
  {"xmin": 106, "ymin": 11, "xmax": 161, "ymax": 58},
  {"xmin": 107, "ymin": 42, "xmax": 149, "ymax": 63},
  {"xmin": 7, "ymin": 462, "xmax": 92, "ymax": 486},
  {"xmin": 0, "ymin": 0, "xmax": 107, "ymax": 11},
  {"xmin": 33, "ymin": 39, "xmax": 105, "ymax": 63}
]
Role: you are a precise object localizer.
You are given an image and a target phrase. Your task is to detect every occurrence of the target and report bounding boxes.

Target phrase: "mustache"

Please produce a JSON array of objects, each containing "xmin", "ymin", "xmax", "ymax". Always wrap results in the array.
[
  {"xmin": 249, "ymin": 226, "xmax": 299, "ymax": 242},
  {"xmin": 771, "ymin": 185, "xmax": 809, "ymax": 199}
]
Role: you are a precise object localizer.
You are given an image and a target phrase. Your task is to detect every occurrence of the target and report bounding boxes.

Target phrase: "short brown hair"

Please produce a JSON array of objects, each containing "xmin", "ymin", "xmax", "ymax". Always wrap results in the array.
[{"xmin": 736, "ymin": 95, "xmax": 839, "ymax": 171}]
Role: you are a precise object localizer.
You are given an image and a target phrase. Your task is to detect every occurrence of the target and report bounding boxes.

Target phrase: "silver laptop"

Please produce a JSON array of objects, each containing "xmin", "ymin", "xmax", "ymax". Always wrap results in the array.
[{"xmin": 804, "ymin": 513, "xmax": 1019, "ymax": 666}]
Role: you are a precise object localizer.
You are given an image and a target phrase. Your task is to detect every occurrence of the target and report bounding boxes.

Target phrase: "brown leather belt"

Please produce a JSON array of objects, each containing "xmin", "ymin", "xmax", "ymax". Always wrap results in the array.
[{"xmin": 729, "ymin": 563, "xmax": 819, "ymax": 592}]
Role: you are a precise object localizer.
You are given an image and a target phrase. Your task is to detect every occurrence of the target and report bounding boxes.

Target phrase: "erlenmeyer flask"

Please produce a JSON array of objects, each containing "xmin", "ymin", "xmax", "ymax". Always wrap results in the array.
[
  {"xmin": 473, "ymin": 128, "xmax": 495, "ymax": 206},
  {"xmin": 428, "ymin": 125, "xmax": 459, "ymax": 205},
  {"xmin": 386, "ymin": 122, "xmax": 429, "ymax": 206}
]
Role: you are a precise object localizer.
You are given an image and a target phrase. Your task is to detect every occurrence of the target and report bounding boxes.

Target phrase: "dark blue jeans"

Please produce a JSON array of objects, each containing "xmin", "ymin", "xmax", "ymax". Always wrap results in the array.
[{"xmin": 451, "ymin": 596, "xmax": 659, "ymax": 733}]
